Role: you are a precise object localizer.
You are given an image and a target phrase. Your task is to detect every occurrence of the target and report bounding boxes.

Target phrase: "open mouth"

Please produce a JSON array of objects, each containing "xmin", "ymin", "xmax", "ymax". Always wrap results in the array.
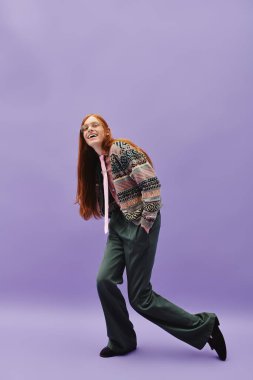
[{"xmin": 88, "ymin": 134, "xmax": 98, "ymax": 139}]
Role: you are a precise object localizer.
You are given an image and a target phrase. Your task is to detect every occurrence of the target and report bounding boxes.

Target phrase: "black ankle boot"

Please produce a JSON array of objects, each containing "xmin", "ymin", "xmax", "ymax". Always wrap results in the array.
[
  {"xmin": 99, "ymin": 346, "xmax": 136, "ymax": 358},
  {"xmin": 207, "ymin": 316, "xmax": 227, "ymax": 361}
]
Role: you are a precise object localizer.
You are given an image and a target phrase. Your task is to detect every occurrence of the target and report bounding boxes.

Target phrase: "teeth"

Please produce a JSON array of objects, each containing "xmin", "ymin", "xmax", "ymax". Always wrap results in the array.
[{"xmin": 89, "ymin": 134, "xmax": 97, "ymax": 139}]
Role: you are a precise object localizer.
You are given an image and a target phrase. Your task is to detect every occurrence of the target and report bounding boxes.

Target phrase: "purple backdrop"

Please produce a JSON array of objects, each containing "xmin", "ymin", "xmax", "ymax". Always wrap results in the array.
[
  {"xmin": 0, "ymin": 1, "xmax": 252, "ymax": 378},
  {"xmin": 1, "ymin": 0, "xmax": 252, "ymax": 306}
]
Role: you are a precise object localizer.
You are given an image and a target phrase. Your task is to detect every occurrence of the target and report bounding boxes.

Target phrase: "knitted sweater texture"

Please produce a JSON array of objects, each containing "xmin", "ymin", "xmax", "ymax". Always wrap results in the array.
[{"xmin": 96, "ymin": 140, "xmax": 163, "ymax": 233}]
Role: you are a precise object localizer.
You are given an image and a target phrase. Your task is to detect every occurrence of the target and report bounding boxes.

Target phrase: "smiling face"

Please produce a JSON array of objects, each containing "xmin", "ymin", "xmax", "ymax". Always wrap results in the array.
[{"xmin": 81, "ymin": 116, "xmax": 108, "ymax": 155}]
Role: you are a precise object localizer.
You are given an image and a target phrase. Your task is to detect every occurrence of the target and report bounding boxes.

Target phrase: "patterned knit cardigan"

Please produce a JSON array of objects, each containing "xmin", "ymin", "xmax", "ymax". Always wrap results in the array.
[{"xmin": 96, "ymin": 140, "xmax": 163, "ymax": 232}]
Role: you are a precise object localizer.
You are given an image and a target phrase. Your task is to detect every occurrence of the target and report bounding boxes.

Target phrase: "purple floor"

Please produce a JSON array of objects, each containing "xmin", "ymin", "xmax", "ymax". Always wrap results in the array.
[{"xmin": 0, "ymin": 301, "xmax": 250, "ymax": 380}]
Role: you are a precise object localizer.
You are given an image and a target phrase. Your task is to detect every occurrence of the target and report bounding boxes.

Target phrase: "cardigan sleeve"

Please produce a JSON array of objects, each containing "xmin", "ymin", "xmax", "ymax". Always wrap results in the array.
[{"xmin": 122, "ymin": 143, "xmax": 162, "ymax": 233}]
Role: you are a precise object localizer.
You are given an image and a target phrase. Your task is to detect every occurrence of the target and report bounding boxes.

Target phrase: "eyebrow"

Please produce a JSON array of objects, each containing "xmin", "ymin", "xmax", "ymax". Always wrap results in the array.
[{"xmin": 83, "ymin": 121, "xmax": 98, "ymax": 126}]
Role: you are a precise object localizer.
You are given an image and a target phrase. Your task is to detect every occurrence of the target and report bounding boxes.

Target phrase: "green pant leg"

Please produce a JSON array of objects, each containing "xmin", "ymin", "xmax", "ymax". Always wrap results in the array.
[
  {"xmin": 124, "ymin": 211, "xmax": 217, "ymax": 350},
  {"xmin": 96, "ymin": 210, "xmax": 137, "ymax": 353}
]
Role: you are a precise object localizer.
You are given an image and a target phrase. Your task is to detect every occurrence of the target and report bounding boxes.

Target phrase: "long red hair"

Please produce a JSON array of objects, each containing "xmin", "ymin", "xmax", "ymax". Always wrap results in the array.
[{"xmin": 74, "ymin": 113, "xmax": 154, "ymax": 220}]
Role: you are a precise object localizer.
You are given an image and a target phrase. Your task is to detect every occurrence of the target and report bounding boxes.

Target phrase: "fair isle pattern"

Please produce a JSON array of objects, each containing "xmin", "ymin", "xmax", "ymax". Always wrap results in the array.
[
  {"xmin": 108, "ymin": 140, "xmax": 163, "ymax": 232},
  {"xmin": 110, "ymin": 154, "xmax": 127, "ymax": 179}
]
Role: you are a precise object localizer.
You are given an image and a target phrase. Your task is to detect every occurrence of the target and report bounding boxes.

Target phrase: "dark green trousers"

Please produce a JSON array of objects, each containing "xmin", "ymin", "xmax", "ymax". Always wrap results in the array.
[{"xmin": 96, "ymin": 207, "xmax": 217, "ymax": 354}]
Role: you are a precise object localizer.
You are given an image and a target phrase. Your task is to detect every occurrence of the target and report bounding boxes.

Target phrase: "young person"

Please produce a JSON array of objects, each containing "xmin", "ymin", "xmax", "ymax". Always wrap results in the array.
[{"xmin": 75, "ymin": 113, "xmax": 227, "ymax": 360}]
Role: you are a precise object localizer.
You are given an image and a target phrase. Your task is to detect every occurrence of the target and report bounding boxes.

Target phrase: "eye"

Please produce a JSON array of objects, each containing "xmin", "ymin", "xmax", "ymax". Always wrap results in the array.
[{"xmin": 80, "ymin": 126, "xmax": 87, "ymax": 133}]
